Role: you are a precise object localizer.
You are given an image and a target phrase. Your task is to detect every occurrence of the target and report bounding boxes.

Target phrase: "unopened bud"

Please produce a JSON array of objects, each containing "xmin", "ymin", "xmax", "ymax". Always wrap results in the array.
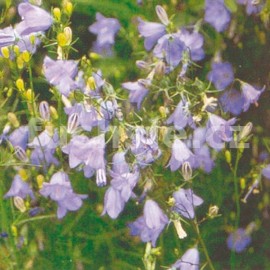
[
  {"xmin": 1, "ymin": 47, "xmax": 10, "ymax": 59},
  {"xmin": 225, "ymin": 150, "xmax": 231, "ymax": 164},
  {"xmin": 18, "ymin": 169, "xmax": 28, "ymax": 181},
  {"xmin": 53, "ymin": 7, "xmax": 61, "ymax": 21},
  {"xmin": 49, "ymin": 106, "xmax": 58, "ymax": 120},
  {"xmin": 7, "ymin": 112, "xmax": 19, "ymax": 127},
  {"xmin": 89, "ymin": 52, "xmax": 101, "ymax": 60},
  {"xmin": 64, "ymin": 27, "xmax": 72, "ymax": 45},
  {"xmin": 173, "ymin": 220, "xmax": 187, "ymax": 239},
  {"xmin": 11, "ymin": 225, "xmax": 17, "ymax": 237},
  {"xmin": 16, "ymin": 78, "xmax": 25, "ymax": 92},
  {"xmin": 39, "ymin": 101, "xmax": 50, "ymax": 121},
  {"xmin": 57, "ymin": 33, "xmax": 68, "ymax": 47},
  {"xmin": 17, "ymin": 55, "xmax": 24, "ymax": 69},
  {"xmin": 136, "ymin": 60, "xmax": 150, "ymax": 70},
  {"xmin": 154, "ymin": 61, "xmax": 166, "ymax": 77},
  {"xmin": 159, "ymin": 106, "xmax": 167, "ymax": 118},
  {"xmin": 13, "ymin": 45, "xmax": 20, "ymax": 56},
  {"xmin": 155, "ymin": 5, "xmax": 169, "ymax": 25},
  {"xmin": 7, "ymin": 88, "xmax": 13, "ymax": 97},
  {"xmin": 36, "ymin": 175, "xmax": 44, "ymax": 189},
  {"xmin": 239, "ymin": 122, "xmax": 253, "ymax": 141},
  {"xmin": 87, "ymin": 76, "xmax": 96, "ymax": 90},
  {"xmin": 64, "ymin": 2, "xmax": 73, "ymax": 16},
  {"xmin": 25, "ymin": 89, "xmax": 34, "ymax": 101},
  {"xmin": 22, "ymin": 51, "xmax": 30, "ymax": 63},
  {"xmin": 14, "ymin": 146, "xmax": 28, "ymax": 162},
  {"xmin": 14, "ymin": 196, "xmax": 26, "ymax": 213},
  {"xmin": 67, "ymin": 113, "xmax": 79, "ymax": 134},
  {"xmin": 29, "ymin": 35, "xmax": 36, "ymax": 45},
  {"xmin": 208, "ymin": 205, "xmax": 219, "ymax": 218},
  {"xmin": 115, "ymin": 107, "xmax": 123, "ymax": 121},
  {"xmin": 182, "ymin": 161, "xmax": 192, "ymax": 181}
]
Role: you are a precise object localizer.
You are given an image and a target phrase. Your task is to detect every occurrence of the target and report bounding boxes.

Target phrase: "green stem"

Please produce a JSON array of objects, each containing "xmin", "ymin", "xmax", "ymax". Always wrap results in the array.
[{"xmin": 193, "ymin": 220, "xmax": 215, "ymax": 270}]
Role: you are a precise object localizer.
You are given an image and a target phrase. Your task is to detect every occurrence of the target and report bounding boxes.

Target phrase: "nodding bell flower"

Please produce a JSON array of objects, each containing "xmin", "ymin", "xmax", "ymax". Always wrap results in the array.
[
  {"xmin": 14, "ymin": 146, "xmax": 28, "ymax": 162},
  {"xmin": 155, "ymin": 5, "xmax": 170, "ymax": 26},
  {"xmin": 170, "ymin": 248, "xmax": 200, "ymax": 270},
  {"xmin": 182, "ymin": 161, "xmax": 192, "ymax": 181},
  {"xmin": 67, "ymin": 113, "xmax": 80, "ymax": 134}
]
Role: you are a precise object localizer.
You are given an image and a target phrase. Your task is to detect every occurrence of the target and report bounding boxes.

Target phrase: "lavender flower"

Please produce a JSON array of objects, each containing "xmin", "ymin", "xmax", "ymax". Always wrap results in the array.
[
  {"xmin": 172, "ymin": 188, "xmax": 203, "ymax": 219},
  {"xmin": 168, "ymin": 139, "xmax": 195, "ymax": 171},
  {"xmin": 128, "ymin": 199, "xmax": 168, "ymax": 246},
  {"xmin": 240, "ymin": 82, "xmax": 265, "ymax": 112},
  {"xmin": 237, "ymin": 0, "xmax": 264, "ymax": 15},
  {"xmin": 0, "ymin": 27, "xmax": 17, "ymax": 48},
  {"xmin": 171, "ymin": 248, "xmax": 200, "ymax": 270},
  {"xmin": 153, "ymin": 34, "xmax": 185, "ymax": 68},
  {"xmin": 205, "ymin": 0, "xmax": 231, "ymax": 32},
  {"xmin": 166, "ymin": 99, "xmax": 194, "ymax": 130},
  {"xmin": 206, "ymin": 114, "xmax": 236, "ymax": 150},
  {"xmin": 131, "ymin": 127, "xmax": 161, "ymax": 168},
  {"xmin": 122, "ymin": 80, "xmax": 149, "ymax": 109},
  {"xmin": 227, "ymin": 228, "xmax": 251, "ymax": 253},
  {"xmin": 207, "ymin": 62, "xmax": 234, "ymax": 90},
  {"xmin": 15, "ymin": 3, "xmax": 53, "ymax": 36},
  {"xmin": 40, "ymin": 172, "xmax": 87, "ymax": 219},
  {"xmin": 43, "ymin": 56, "xmax": 78, "ymax": 96},
  {"xmin": 89, "ymin": 13, "xmax": 120, "ymax": 55},
  {"xmin": 219, "ymin": 89, "xmax": 245, "ymax": 115},
  {"xmin": 8, "ymin": 126, "xmax": 29, "ymax": 150},
  {"xmin": 4, "ymin": 175, "xmax": 34, "ymax": 199},
  {"xmin": 262, "ymin": 164, "xmax": 270, "ymax": 179}
]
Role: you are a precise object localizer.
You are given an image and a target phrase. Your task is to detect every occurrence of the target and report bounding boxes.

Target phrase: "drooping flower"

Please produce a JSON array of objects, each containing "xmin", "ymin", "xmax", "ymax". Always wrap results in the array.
[
  {"xmin": 166, "ymin": 99, "xmax": 194, "ymax": 130},
  {"xmin": 43, "ymin": 56, "xmax": 78, "ymax": 96},
  {"xmin": 0, "ymin": 27, "xmax": 17, "ymax": 48},
  {"xmin": 168, "ymin": 139, "xmax": 195, "ymax": 171},
  {"xmin": 153, "ymin": 34, "xmax": 185, "ymax": 68},
  {"xmin": 40, "ymin": 171, "xmax": 87, "ymax": 219},
  {"xmin": 262, "ymin": 164, "xmax": 270, "ymax": 179},
  {"xmin": 172, "ymin": 188, "xmax": 203, "ymax": 219},
  {"xmin": 4, "ymin": 175, "xmax": 34, "ymax": 199},
  {"xmin": 240, "ymin": 82, "xmax": 265, "ymax": 112},
  {"xmin": 15, "ymin": 3, "xmax": 53, "ymax": 36},
  {"xmin": 219, "ymin": 89, "xmax": 245, "ymax": 115},
  {"xmin": 89, "ymin": 13, "xmax": 121, "ymax": 55},
  {"xmin": 131, "ymin": 127, "xmax": 161, "ymax": 168},
  {"xmin": 237, "ymin": 0, "xmax": 264, "ymax": 15},
  {"xmin": 62, "ymin": 134, "xmax": 107, "ymax": 186},
  {"xmin": 207, "ymin": 62, "xmax": 234, "ymax": 90},
  {"xmin": 171, "ymin": 248, "xmax": 200, "ymax": 270},
  {"xmin": 102, "ymin": 152, "xmax": 140, "ymax": 219},
  {"xmin": 205, "ymin": 0, "xmax": 231, "ymax": 32},
  {"xmin": 128, "ymin": 199, "xmax": 168, "ymax": 246},
  {"xmin": 122, "ymin": 79, "xmax": 149, "ymax": 109},
  {"xmin": 227, "ymin": 228, "xmax": 251, "ymax": 253},
  {"xmin": 177, "ymin": 29, "xmax": 205, "ymax": 62},
  {"xmin": 206, "ymin": 114, "xmax": 236, "ymax": 150},
  {"xmin": 8, "ymin": 126, "xmax": 29, "ymax": 150}
]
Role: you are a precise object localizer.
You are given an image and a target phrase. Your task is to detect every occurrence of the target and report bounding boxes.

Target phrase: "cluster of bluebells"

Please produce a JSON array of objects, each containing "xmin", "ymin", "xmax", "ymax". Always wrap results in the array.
[{"xmin": 0, "ymin": 1, "xmax": 267, "ymax": 268}]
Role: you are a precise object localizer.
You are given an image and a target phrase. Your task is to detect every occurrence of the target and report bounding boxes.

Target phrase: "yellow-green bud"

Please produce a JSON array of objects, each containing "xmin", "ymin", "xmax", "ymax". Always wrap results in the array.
[
  {"xmin": 64, "ymin": 27, "xmax": 72, "ymax": 45},
  {"xmin": 7, "ymin": 112, "xmax": 19, "ymax": 127},
  {"xmin": 36, "ymin": 175, "xmax": 44, "ymax": 189},
  {"xmin": 57, "ymin": 33, "xmax": 68, "ymax": 47},
  {"xmin": 208, "ymin": 205, "xmax": 219, "ymax": 218},
  {"xmin": 87, "ymin": 76, "xmax": 96, "ymax": 90},
  {"xmin": 19, "ymin": 169, "xmax": 28, "ymax": 181},
  {"xmin": 89, "ymin": 52, "xmax": 101, "ymax": 60},
  {"xmin": 11, "ymin": 225, "xmax": 18, "ymax": 237},
  {"xmin": 17, "ymin": 55, "xmax": 24, "ymax": 69},
  {"xmin": 14, "ymin": 196, "xmax": 26, "ymax": 213},
  {"xmin": 1, "ymin": 47, "xmax": 10, "ymax": 59},
  {"xmin": 16, "ymin": 78, "xmax": 25, "ymax": 91},
  {"xmin": 53, "ymin": 7, "xmax": 61, "ymax": 21},
  {"xmin": 13, "ymin": 45, "xmax": 20, "ymax": 56},
  {"xmin": 22, "ymin": 51, "xmax": 30, "ymax": 63},
  {"xmin": 7, "ymin": 88, "xmax": 13, "ymax": 97},
  {"xmin": 25, "ymin": 89, "xmax": 34, "ymax": 101},
  {"xmin": 29, "ymin": 35, "xmax": 36, "ymax": 45},
  {"xmin": 65, "ymin": 2, "xmax": 73, "ymax": 16},
  {"xmin": 49, "ymin": 106, "xmax": 59, "ymax": 119},
  {"xmin": 225, "ymin": 150, "xmax": 231, "ymax": 164}
]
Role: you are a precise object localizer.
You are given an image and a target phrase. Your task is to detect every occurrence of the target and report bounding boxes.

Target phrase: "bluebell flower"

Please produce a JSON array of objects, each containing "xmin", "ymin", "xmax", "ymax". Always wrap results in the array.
[
  {"xmin": 240, "ymin": 82, "xmax": 265, "ymax": 112},
  {"xmin": 206, "ymin": 114, "xmax": 236, "ymax": 150},
  {"xmin": 89, "ymin": 13, "xmax": 120, "ymax": 55},
  {"xmin": 262, "ymin": 164, "xmax": 270, "ymax": 179},
  {"xmin": 62, "ymin": 134, "xmax": 107, "ymax": 186},
  {"xmin": 177, "ymin": 29, "xmax": 205, "ymax": 61},
  {"xmin": 227, "ymin": 228, "xmax": 251, "ymax": 253},
  {"xmin": 205, "ymin": 0, "xmax": 231, "ymax": 32},
  {"xmin": 16, "ymin": 32, "xmax": 42, "ymax": 54},
  {"xmin": 131, "ymin": 127, "xmax": 161, "ymax": 168},
  {"xmin": 171, "ymin": 248, "xmax": 200, "ymax": 270},
  {"xmin": 0, "ymin": 27, "xmax": 17, "ymax": 48},
  {"xmin": 8, "ymin": 126, "xmax": 29, "ymax": 150},
  {"xmin": 153, "ymin": 34, "xmax": 185, "ymax": 68},
  {"xmin": 15, "ymin": 3, "xmax": 53, "ymax": 36},
  {"xmin": 207, "ymin": 62, "xmax": 234, "ymax": 90},
  {"xmin": 172, "ymin": 188, "xmax": 203, "ymax": 219},
  {"xmin": 122, "ymin": 80, "xmax": 149, "ymax": 109},
  {"xmin": 43, "ymin": 56, "xmax": 78, "ymax": 96},
  {"xmin": 128, "ymin": 199, "xmax": 168, "ymax": 246},
  {"xmin": 168, "ymin": 139, "xmax": 195, "ymax": 171},
  {"xmin": 138, "ymin": 18, "xmax": 166, "ymax": 51},
  {"xmin": 4, "ymin": 175, "xmax": 34, "ymax": 199},
  {"xmin": 166, "ymin": 99, "xmax": 194, "ymax": 130},
  {"xmin": 237, "ymin": 0, "xmax": 264, "ymax": 15},
  {"xmin": 40, "ymin": 171, "xmax": 87, "ymax": 219},
  {"xmin": 194, "ymin": 145, "xmax": 214, "ymax": 173},
  {"xmin": 219, "ymin": 89, "xmax": 245, "ymax": 115}
]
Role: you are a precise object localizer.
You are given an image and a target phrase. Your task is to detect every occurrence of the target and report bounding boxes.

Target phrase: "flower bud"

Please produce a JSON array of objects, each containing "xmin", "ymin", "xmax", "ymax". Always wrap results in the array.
[
  {"xmin": 96, "ymin": 169, "xmax": 106, "ymax": 187},
  {"xmin": 64, "ymin": 27, "xmax": 72, "ymax": 45},
  {"xmin": 225, "ymin": 150, "xmax": 231, "ymax": 164},
  {"xmin": 87, "ymin": 76, "xmax": 96, "ymax": 90},
  {"xmin": 36, "ymin": 175, "xmax": 44, "ymax": 189},
  {"xmin": 1, "ymin": 47, "xmax": 10, "ymax": 59},
  {"xmin": 13, "ymin": 45, "xmax": 20, "ymax": 56},
  {"xmin": 17, "ymin": 55, "xmax": 24, "ymax": 69},
  {"xmin": 115, "ymin": 107, "xmax": 123, "ymax": 121},
  {"xmin": 154, "ymin": 61, "xmax": 166, "ymax": 77},
  {"xmin": 239, "ymin": 122, "xmax": 253, "ymax": 141},
  {"xmin": 18, "ymin": 169, "xmax": 28, "ymax": 181},
  {"xmin": 89, "ymin": 52, "xmax": 101, "ymax": 60},
  {"xmin": 57, "ymin": 33, "xmax": 68, "ymax": 47},
  {"xmin": 7, "ymin": 88, "xmax": 13, "ymax": 97},
  {"xmin": 173, "ymin": 220, "xmax": 187, "ymax": 239},
  {"xmin": 39, "ymin": 101, "xmax": 50, "ymax": 121},
  {"xmin": 11, "ymin": 225, "xmax": 17, "ymax": 237},
  {"xmin": 25, "ymin": 89, "xmax": 34, "ymax": 101},
  {"xmin": 67, "ymin": 113, "xmax": 79, "ymax": 134},
  {"xmin": 22, "ymin": 51, "xmax": 30, "ymax": 63},
  {"xmin": 16, "ymin": 78, "xmax": 25, "ymax": 92},
  {"xmin": 136, "ymin": 60, "xmax": 150, "ymax": 70},
  {"xmin": 7, "ymin": 112, "xmax": 19, "ymax": 127},
  {"xmin": 49, "ymin": 106, "xmax": 58, "ymax": 120},
  {"xmin": 53, "ymin": 7, "xmax": 61, "ymax": 21},
  {"xmin": 14, "ymin": 196, "xmax": 26, "ymax": 213},
  {"xmin": 208, "ymin": 205, "xmax": 219, "ymax": 218},
  {"xmin": 182, "ymin": 161, "xmax": 192, "ymax": 181},
  {"xmin": 155, "ymin": 5, "xmax": 169, "ymax": 25},
  {"xmin": 64, "ymin": 1, "xmax": 73, "ymax": 16}
]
